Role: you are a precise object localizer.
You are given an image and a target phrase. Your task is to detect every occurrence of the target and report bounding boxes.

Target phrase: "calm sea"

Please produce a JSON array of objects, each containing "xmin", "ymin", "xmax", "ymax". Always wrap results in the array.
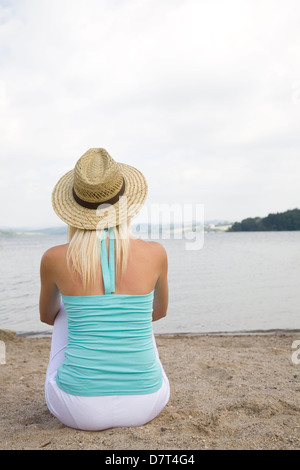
[{"xmin": 0, "ymin": 231, "xmax": 299, "ymax": 336}]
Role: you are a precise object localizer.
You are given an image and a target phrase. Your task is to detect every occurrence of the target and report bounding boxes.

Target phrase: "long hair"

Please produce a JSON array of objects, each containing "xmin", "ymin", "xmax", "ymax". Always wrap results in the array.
[{"xmin": 66, "ymin": 222, "xmax": 131, "ymax": 291}]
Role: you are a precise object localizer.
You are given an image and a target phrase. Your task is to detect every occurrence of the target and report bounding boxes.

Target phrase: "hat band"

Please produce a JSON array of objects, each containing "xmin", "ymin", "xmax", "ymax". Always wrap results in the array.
[{"xmin": 72, "ymin": 178, "xmax": 125, "ymax": 210}]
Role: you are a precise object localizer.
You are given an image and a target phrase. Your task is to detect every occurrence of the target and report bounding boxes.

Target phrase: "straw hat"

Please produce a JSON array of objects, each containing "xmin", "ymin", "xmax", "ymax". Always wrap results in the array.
[{"xmin": 52, "ymin": 148, "xmax": 148, "ymax": 230}]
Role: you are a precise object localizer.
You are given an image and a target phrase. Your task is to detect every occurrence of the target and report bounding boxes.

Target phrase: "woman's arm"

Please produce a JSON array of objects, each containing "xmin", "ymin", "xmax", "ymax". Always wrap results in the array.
[
  {"xmin": 39, "ymin": 248, "xmax": 61, "ymax": 325},
  {"xmin": 152, "ymin": 244, "xmax": 168, "ymax": 322}
]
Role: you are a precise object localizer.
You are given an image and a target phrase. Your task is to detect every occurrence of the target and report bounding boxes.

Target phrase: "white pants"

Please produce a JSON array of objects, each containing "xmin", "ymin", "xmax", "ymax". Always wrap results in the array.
[{"xmin": 44, "ymin": 306, "xmax": 170, "ymax": 431}]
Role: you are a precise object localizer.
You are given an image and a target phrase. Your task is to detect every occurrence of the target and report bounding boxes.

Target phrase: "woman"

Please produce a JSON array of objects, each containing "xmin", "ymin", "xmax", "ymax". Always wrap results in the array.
[{"xmin": 40, "ymin": 148, "xmax": 170, "ymax": 431}]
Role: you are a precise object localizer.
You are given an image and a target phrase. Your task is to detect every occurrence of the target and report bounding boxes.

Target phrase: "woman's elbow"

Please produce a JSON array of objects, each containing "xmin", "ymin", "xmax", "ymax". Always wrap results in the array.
[
  {"xmin": 39, "ymin": 303, "xmax": 60, "ymax": 325},
  {"xmin": 152, "ymin": 309, "xmax": 167, "ymax": 322},
  {"xmin": 40, "ymin": 310, "xmax": 55, "ymax": 326}
]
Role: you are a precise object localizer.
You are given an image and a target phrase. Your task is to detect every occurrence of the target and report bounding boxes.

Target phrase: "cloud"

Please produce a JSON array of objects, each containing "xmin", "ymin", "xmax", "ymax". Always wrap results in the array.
[{"xmin": 0, "ymin": 0, "xmax": 300, "ymax": 227}]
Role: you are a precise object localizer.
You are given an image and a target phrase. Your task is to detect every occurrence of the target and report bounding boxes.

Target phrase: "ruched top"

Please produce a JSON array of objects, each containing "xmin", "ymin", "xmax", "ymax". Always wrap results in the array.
[{"xmin": 55, "ymin": 228, "xmax": 163, "ymax": 396}]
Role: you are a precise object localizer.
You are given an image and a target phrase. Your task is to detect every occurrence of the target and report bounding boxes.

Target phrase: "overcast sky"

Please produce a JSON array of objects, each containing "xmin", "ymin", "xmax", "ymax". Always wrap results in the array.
[{"xmin": 0, "ymin": 0, "xmax": 300, "ymax": 228}]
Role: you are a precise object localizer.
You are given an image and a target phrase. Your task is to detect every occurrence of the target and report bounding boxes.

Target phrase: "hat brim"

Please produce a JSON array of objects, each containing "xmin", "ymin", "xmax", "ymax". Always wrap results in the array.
[{"xmin": 52, "ymin": 163, "xmax": 148, "ymax": 230}]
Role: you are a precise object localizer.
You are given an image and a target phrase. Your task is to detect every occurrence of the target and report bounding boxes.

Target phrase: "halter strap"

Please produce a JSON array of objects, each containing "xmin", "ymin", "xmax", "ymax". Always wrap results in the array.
[{"xmin": 100, "ymin": 228, "xmax": 115, "ymax": 294}]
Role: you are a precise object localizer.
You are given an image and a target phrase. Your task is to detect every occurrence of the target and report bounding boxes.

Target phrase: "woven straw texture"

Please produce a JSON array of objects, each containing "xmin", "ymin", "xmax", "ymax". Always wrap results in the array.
[{"xmin": 52, "ymin": 148, "xmax": 147, "ymax": 230}]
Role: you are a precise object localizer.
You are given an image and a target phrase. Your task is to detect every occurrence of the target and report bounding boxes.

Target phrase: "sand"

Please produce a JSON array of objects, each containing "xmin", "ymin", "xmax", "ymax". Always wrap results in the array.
[{"xmin": 0, "ymin": 330, "xmax": 300, "ymax": 450}]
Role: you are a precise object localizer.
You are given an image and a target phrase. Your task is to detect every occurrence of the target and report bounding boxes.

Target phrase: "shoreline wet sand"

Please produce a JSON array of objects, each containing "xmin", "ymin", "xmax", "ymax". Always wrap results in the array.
[{"xmin": 1, "ymin": 330, "xmax": 300, "ymax": 450}]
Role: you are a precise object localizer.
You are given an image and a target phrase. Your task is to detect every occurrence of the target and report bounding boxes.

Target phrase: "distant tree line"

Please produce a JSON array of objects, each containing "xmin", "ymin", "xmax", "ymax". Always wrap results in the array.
[{"xmin": 228, "ymin": 208, "xmax": 300, "ymax": 231}]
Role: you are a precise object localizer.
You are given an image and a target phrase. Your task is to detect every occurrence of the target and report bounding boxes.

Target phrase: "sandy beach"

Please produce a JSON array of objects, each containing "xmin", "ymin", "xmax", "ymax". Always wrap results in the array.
[{"xmin": 0, "ymin": 329, "xmax": 300, "ymax": 450}]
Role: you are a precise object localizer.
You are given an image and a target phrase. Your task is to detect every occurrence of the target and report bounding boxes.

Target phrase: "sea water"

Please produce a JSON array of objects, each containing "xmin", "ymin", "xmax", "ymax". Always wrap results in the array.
[{"xmin": 0, "ymin": 231, "xmax": 299, "ymax": 336}]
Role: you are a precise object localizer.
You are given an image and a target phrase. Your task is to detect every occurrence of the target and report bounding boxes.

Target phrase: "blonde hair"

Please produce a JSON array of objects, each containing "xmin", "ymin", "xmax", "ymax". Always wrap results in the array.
[{"xmin": 67, "ymin": 222, "xmax": 131, "ymax": 291}]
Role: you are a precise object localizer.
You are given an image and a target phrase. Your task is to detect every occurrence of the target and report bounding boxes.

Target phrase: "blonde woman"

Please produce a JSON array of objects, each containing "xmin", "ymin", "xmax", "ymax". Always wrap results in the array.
[{"xmin": 39, "ymin": 149, "xmax": 170, "ymax": 431}]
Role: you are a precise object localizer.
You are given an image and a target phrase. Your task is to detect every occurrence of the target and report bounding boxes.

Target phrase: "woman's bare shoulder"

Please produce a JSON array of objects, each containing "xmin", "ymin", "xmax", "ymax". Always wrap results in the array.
[
  {"xmin": 41, "ymin": 244, "xmax": 69, "ymax": 265},
  {"xmin": 148, "ymin": 240, "xmax": 167, "ymax": 255},
  {"xmin": 132, "ymin": 238, "xmax": 167, "ymax": 260}
]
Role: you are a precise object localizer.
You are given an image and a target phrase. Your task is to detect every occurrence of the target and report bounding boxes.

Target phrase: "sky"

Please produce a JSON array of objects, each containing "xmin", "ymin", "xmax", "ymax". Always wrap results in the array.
[{"xmin": 0, "ymin": 0, "xmax": 300, "ymax": 228}]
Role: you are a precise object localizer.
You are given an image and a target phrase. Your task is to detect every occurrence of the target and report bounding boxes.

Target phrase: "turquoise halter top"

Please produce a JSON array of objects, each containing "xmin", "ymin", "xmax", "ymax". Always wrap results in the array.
[{"xmin": 55, "ymin": 228, "xmax": 163, "ymax": 396}]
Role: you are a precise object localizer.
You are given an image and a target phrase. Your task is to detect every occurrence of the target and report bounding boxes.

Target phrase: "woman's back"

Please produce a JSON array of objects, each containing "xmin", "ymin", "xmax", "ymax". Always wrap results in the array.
[
  {"xmin": 47, "ymin": 234, "xmax": 167, "ymax": 397},
  {"xmin": 44, "ymin": 237, "xmax": 167, "ymax": 298}
]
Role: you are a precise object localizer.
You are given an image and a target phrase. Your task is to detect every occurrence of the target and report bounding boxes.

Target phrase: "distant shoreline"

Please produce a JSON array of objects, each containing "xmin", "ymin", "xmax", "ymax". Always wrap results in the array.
[
  {"xmin": 229, "ymin": 208, "xmax": 300, "ymax": 232},
  {"xmin": 0, "ymin": 227, "xmax": 67, "ymax": 236},
  {"xmin": 2, "ymin": 208, "xmax": 300, "ymax": 235},
  {"xmin": 2, "ymin": 226, "xmax": 300, "ymax": 237}
]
